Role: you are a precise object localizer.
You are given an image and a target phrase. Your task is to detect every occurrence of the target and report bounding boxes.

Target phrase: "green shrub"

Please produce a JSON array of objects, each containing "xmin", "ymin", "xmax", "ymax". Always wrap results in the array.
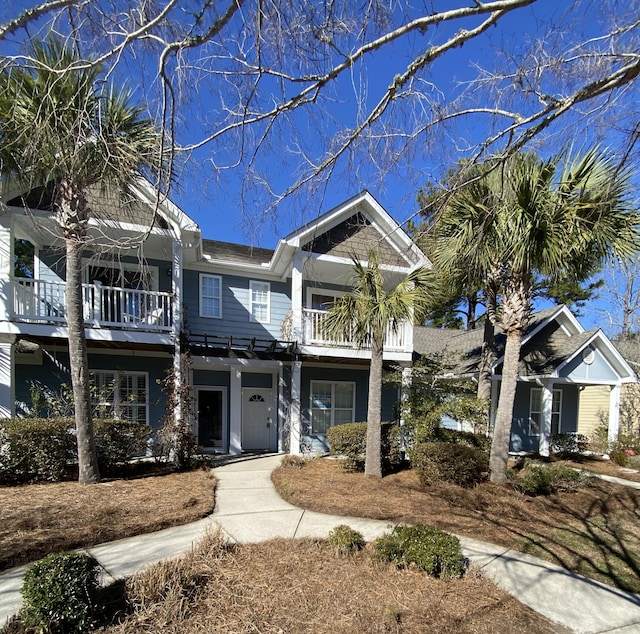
[
  {"xmin": 429, "ymin": 427, "xmax": 491, "ymax": 453},
  {"xmin": 609, "ymin": 447, "xmax": 631, "ymax": 467},
  {"xmin": 409, "ymin": 441, "xmax": 488, "ymax": 488},
  {"xmin": 549, "ymin": 433, "xmax": 589, "ymax": 457},
  {"xmin": 328, "ymin": 524, "xmax": 365, "ymax": 556},
  {"xmin": 509, "ymin": 461, "xmax": 592, "ymax": 496},
  {"xmin": 372, "ymin": 524, "xmax": 464, "ymax": 579},
  {"xmin": 0, "ymin": 418, "xmax": 75, "ymax": 483},
  {"xmin": 94, "ymin": 419, "xmax": 151, "ymax": 472},
  {"xmin": 327, "ymin": 422, "xmax": 402, "ymax": 473},
  {"xmin": 21, "ymin": 552, "xmax": 102, "ymax": 632}
]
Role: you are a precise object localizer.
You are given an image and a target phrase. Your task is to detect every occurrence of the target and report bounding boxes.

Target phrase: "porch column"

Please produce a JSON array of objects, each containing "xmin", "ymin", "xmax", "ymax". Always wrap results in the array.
[
  {"xmin": 289, "ymin": 360, "xmax": 302, "ymax": 454},
  {"xmin": 171, "ymin": 239, "xmax": 183, "ymax": 425},
  {"xmin": 539, "ymin": 381, "xmax": 554, "ymax": 457},
  {"xmin": 277, "ymin": 363, "xmax": 286, "ymax": 452},
  {"xmin": 0, "ymin": 339, "xmax": 14, "ymax": 418},
  {"xmin": 608, "ymin": 384, "xmax": 621, "ymax": 444},
  {"xmin": 0, "ymin": 221, "xmax": 12, "ymax": 322},
  {"xmin": 229, "ymin": 367, "xmax": 242, "ymax": 455},
  {"xmin": 291, "ymin": 253, "xmax": 304, "ymax": 342},
  {"xmin": 399, "ymin": 366, "xmax": 412, "ymax": 455}
]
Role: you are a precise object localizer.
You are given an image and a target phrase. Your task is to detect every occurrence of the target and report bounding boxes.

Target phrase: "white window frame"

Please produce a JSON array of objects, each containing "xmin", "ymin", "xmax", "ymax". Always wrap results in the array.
[
  {"xmin": 90, "ymin": 370, "xmax": 149, "ymax": 424},
  {"xmin": 200, "ymin": 274, "xmax": 222, "ymax": 319},
  {"xmin": 310, "ymin": 380, "xmax": 356, "ymax": 435},
  {"xmin": 82, "ymin": 258, "xmax": 159, "ymax": 291},
  {"xmin": 249, "ymin": 280, "xmax": 271, "ymax": 323},
  {"xmin": 529, "ymin": 387, "xmax": 562, "ymax": 436}
]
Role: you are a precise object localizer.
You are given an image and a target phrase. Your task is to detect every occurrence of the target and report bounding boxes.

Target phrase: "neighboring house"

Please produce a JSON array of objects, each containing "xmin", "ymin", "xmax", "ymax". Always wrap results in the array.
[
  {"xmin": 414, "ymin": 305, "xmax": 636, "ymax": 454},
  {"xmin": 0, "ymin": 183, "xmax": 428, "ymax": 454}
]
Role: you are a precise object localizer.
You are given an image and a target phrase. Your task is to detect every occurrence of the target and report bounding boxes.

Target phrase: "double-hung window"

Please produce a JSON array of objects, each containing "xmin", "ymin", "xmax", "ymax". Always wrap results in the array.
[
  {"xmin": 90, "ymin": 371, "xmax": 149, "ymax": 424},
  {"xmin": 200, "ymin": 274, "xmax": 222, "ymax": 318},
  {"xmin": 310, "ymin": 381, "xmax": 355, "ymax": 434},
  {"xmin": 250, "ymin": 280, "xmax": 270, "ymax": 323},
  {"xmin": 529, "ymin": 388, "xmax": 562, "ymax": 436}
]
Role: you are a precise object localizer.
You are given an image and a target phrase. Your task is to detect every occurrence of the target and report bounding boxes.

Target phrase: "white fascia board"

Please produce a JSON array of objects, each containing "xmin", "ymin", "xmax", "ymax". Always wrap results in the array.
[
  {"xmin": 282, "ymin": 191, "xmax": 428, "ymax": 267},
  {"xmin": 556, "ymin": 329, "xmax": 636, "ymax": 382},
  {"xmin": 199, "ymin": 243, "xmax": 296, "ymax": 280},
  {"xmin": 131, "ymin": 178, "xmax": 200, "ymax": 234}
]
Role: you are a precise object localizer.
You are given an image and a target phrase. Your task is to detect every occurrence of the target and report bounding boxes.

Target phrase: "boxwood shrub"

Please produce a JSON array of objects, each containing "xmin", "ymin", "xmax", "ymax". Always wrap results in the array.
[
  {"xmin": 409, "ymin": 441, "xmax": 489, "ymax": 488},
  {"xmin": 372, "ymin": 524, "xmax": 465, "ymax": 579},
  {"xmin": 327, "ymin": 421, "xmax": 402, "ymax": 472},
  {"xmin": 21, "ymin": 551, "xmax": 103, "ymax": 633},
  {"xmin": 0, "ymin": 417, "xmax": 75, "ymax": 483},
  {"xmin": 0, "ymin": 417, "xmax": 152, "ymax": 483}
]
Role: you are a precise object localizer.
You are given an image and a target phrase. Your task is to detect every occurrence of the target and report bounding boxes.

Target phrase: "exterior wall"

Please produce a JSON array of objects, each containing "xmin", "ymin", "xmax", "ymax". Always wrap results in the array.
[
  {"xmin": 183, "ymin": 269, "xmax": 291, "ymax": 340},
  {"xmin": 299, "ymin": 364, "xmax": 397, "ymax": 453},
  {"xmin": 560, "ymin": 349, "xmax": 619, "ymax": 382},
  {"xmin": 509, "ymin": 382, "xmax": 579, "ymax": 453},
  {"xmin": 14, "ymin": 347, "xmax": 170, "ymax": 430},
  {"xmin": 577, "ymin": 385, "xmax": 610, "ymax": 439}
]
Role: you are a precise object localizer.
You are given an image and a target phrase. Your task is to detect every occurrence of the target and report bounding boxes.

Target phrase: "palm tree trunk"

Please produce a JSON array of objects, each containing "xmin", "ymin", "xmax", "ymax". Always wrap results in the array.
[
  {"xmin": 365, "ymin": 339, "xmax": 383, "ymax": 478},
  {"xmin": 489, "ymin": 277, "xmax": 530, "ymax": 484},
  {"xmin": 477, "ymin": 271, "xmax": 499, "ymax": 401},
  {"xmin": 60, "ymin": 180, "xmax": 100, "ymax": 484}
]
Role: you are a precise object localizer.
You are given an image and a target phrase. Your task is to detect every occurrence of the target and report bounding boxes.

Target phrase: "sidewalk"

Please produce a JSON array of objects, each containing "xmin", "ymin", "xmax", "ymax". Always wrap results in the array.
[{"xmin": 2, "ymin": 453, "xmax": 640, "ymax": 633}]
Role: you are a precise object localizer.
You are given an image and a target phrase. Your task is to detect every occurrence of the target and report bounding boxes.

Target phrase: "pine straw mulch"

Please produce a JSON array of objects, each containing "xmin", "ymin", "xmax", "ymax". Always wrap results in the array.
[
  {"xmin": 0, "ymin": 465, "xmax": 215, "ymax": 572},
  {"xmin": 558, "ymin": 455, "xmax": 640, "ymax": 483},
  {"xmin": 272, "ymin": 458, "xmax": 640, "ymax": 593},
  {"xmin": 95, "ymin": 530, "xmax": 565, "ymax": 634}
]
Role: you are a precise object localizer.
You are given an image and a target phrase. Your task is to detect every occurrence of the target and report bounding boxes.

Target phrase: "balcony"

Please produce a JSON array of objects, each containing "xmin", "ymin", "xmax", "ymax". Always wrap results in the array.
[
  {"xmin": 302, "ymin": 308, "xmax": 408, "ymax": 352},
  {"xmin": 12, "ymin": 278, "xmax": 172, "ymax": 332}
]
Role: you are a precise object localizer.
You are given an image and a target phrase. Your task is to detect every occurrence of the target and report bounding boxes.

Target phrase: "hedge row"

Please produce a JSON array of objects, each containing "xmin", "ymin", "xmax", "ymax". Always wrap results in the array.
[{"xmin": 0, "ymin": 417, "xmax": 151, "ymax": 483}]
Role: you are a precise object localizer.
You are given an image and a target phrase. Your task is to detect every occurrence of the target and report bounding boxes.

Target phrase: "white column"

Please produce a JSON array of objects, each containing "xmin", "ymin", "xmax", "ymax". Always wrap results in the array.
[
  {"xmin": 399, "ymin": 366, "xmax": 412, "ymax": 455},
  {"xmin": 229, "ymin": 367, "xmax": 242, "ymax": 455},
  {"xmin": 0, "ymin": 340, "xmax": 14, "ymax": 418},
  {"xmin": 539, "ymin": 381, "xmax": 554, "ymax": 457},
  {"xmin": 0, "ymin": 221, "xmax": 12, "ymax": 322},
  {"xmin": 171, "ymin": 240, "xmax": 185, "ymax": 428},
  {"xmin": 291, "ymin": 253, "xmax": 304, "ymax": 342},
  {"xmin": 608, "ymin": 384, "xmax": 621, "ymax": 444},
  {"xmin": 289, "ymin": 360, "xmax": 302, "ymax": 454},
  {"xmin": 277, "ymin": 363, "xmax": 285, "ymax": 453}
]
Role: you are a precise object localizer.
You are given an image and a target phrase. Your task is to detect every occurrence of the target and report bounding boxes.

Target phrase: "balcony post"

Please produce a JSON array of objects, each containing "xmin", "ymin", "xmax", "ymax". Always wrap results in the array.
[
  {"xmin": 0, "ymin": 221, "xmax": 12, "ymax": 322},
  {"xmin": 291, "ymin": 252, "xmax": 304, "ymax": 342}
]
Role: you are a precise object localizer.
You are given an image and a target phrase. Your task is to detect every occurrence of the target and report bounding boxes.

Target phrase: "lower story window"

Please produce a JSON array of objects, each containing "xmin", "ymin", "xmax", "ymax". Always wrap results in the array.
[
  {"xmin": 90, "ymin": 371, "xmax": 149, "ymax": 424},
  {"xmin": 529, "ymin": 388, "xmax": 562, "ymax": 436},
  {"xmin": 310, "ymin": 381, "xmax": 355, "ymax": 434}
]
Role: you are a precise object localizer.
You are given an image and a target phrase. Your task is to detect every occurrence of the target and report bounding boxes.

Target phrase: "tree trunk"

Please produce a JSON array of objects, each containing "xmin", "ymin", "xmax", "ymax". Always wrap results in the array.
[
  {"xmin": 60, "ymin": 180, "xmax": 100, "ymax": 484},
  {"xmin": 365, "ymin": 338, "xmax": 383, "ymax": 478},
  {"xmin": 489, "ymin": 277, "xmax": 530, "ymax": 484},
  {"xmin": 477, "ymin": 275, "xmax": 498, "ymax": 401}
]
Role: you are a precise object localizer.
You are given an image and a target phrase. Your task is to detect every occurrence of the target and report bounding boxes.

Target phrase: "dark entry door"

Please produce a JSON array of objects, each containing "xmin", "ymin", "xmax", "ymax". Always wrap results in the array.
[{"xmin": 197, "ymin": 390, "xmax": 223, "ymax": 448}]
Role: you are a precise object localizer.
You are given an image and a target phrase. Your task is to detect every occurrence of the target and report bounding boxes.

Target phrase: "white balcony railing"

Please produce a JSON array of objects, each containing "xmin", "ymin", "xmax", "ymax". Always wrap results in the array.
[
  {"xmin": 12, "ymin": 278, "xmax": 172, "ymax": 332},
  {"xmin": 302, "ymin": 308, "xmax": 407, "ymax": 352}
]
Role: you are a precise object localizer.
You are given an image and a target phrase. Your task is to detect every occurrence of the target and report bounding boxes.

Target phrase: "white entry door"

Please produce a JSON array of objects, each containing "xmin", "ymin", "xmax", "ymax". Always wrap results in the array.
[{"xmin": 241, "ymin": 388, "xmax": 273, "ymax": 450}]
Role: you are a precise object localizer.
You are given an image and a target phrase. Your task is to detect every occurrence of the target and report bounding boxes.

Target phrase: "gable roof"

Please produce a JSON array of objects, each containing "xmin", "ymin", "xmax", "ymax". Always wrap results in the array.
[{"xmin": 414, "ymin": 305, "xmax": 636, "ymax": 384}]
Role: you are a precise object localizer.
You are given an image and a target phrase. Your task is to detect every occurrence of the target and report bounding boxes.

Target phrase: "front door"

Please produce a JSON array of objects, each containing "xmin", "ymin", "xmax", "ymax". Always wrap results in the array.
[
  {"xmin": 242, "ymin": 388, "xmax": 272, "ymax": 450},
  {"xmin": 197, "ymin": 389, "xmax": 224, "ymax": 449}
]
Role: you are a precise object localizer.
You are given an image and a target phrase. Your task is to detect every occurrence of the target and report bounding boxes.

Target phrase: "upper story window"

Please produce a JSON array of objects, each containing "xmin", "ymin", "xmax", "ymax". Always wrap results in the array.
[
  {"xmin": 529, "ymin": 387, "xmax": 562, "ymax": 436},
  {"xmin": 250, "ymin": 280, "xmax": 270, "ymax": 323},
  {"xmin": 200, "ymin": 274, "xmax": 222, "ymax": 319},
  {"xmin": 307, "ymin": 288, "xmax": 343, "ymax": 311}
]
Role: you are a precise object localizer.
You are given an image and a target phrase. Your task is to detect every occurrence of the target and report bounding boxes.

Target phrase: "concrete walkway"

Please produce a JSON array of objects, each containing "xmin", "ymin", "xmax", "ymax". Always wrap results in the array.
[{"xmin": 2, "ymin": 454, "xmax": 640, "ymax": 633}]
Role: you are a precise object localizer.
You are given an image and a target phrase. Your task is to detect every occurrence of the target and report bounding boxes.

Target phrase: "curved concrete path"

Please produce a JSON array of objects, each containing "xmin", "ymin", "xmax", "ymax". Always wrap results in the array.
[{"xmin": 2, "ymin": 453, "xmax": 640, "ymax": 633}]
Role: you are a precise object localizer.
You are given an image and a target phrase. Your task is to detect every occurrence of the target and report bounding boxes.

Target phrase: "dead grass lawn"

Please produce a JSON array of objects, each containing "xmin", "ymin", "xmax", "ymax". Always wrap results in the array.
[
  {"xmin": 96, "ymin": 531, "xmax": 565, "ymax": 634},
  {"xmin": 0, "ymin": 466, "xmax": 215, "ymax": 571},
  {"xmin": 272, "ymin": 458, "xmax": 640, "ymax": 593}
]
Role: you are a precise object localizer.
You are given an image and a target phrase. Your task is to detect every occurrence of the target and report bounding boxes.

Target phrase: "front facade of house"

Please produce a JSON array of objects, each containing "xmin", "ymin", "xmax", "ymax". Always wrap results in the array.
[
  {"xmin": 0, "ymin": 183, "xmax": 427, "ymax": 454},
  {"xmin": 415, "ymin": 306, "xmax": 636, "ymax": 454}
]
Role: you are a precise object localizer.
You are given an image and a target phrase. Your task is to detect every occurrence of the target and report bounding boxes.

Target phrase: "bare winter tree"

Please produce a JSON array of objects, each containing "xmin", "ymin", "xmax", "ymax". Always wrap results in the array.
[
  {"xmin": 597, "ymin": 257, "xmax": 640, "ymax": 338},
  {"xmin": 0, "ymin": 0, "xmax": 638, "ymax": 221}
]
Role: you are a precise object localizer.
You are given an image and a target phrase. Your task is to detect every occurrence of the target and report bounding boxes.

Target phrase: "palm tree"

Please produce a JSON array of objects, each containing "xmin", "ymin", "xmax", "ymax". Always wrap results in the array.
[
  {"xmin": 323, "ymin": 250, "xmax": 432, "ymax": 478},
  {"xmin": 432, "ymin": 149, "xmax": 638, "ymax": 483},
  {"xmin": 0, "ymin": 37, "xmax": 163, "ymax": 484}
]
